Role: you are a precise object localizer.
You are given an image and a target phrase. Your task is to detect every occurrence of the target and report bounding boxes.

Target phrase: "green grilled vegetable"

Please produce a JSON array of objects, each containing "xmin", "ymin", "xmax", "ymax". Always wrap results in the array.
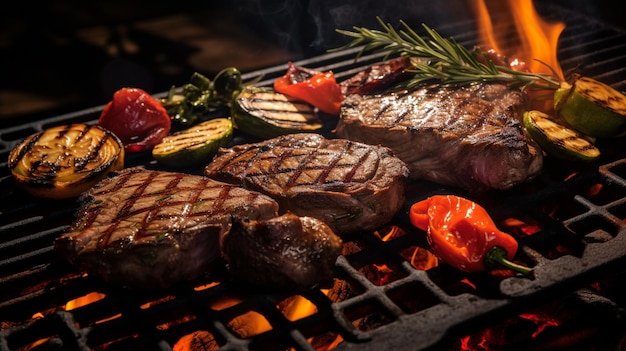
[
  {"xmin": 213, "ymin": 67, "xmax": 243, "ymax": 101},
  {"xmin": 554, "ymin": 76, "xmax": 626, "ymax": 138},
  {"xmin": 231, "ymin": 86, "xmax": 323, "ymax": 139},
  {"xmin": 161, "ymin": 68, "xmax": 244, "ymax": 126},
  {"xmin": 152, "ymin": 118, "xmax": 233, "ymax": 168},
  {"xmin": 523, "ymin": 110, "xmax": 600, "ymax": 162}
]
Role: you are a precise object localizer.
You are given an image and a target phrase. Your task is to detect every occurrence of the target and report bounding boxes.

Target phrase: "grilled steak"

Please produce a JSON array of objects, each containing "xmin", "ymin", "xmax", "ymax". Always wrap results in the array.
[
  {"xmin": 336, "ymin": 82, "xmax": 543, "ymax": 192},
  {"xmin": 339, "ymin": 56, "xmax": 415, "ymax": 96},
  {"xmin": 53, "ymin": 167, "xmax": 279, "ymax": 289},
  {"xmin": 223, "ymin": 212, "xmax": 343, "ymax": 292},
  {"xmin": 204, "ymin": 133, "xmax": 409, "ymax": 234}
]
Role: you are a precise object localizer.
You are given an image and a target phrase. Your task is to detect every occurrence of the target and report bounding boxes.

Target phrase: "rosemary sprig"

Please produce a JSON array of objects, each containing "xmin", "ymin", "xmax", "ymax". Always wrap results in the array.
[{"xmin": 331, "ymin": 17, "xmax": 562, "ymax": 91}]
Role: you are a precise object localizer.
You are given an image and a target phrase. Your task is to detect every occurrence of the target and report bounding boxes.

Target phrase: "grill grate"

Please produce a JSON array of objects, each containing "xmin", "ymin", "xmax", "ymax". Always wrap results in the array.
[{"xmin": 2, "ymin": 3, "xmax": 626, "ymax": 351}]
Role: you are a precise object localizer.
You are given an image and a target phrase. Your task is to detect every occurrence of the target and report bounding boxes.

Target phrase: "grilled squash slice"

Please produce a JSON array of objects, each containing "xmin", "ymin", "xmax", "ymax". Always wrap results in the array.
[
  {"xmin": 231, "ymin": 86, "xmax": 323, "ymax": 139},
  {"xmin": 554, "ymin": 76, "xmax": 626, "ymax": 138},
  {"xmin": 152, "ymin": 118, "xmax": 234, "ymax": 168},
  {"xmin": 523, "ymin": 110, "xmax": 600, "ymax": 162},
  {"xmin": 8, "ymin": 123, "xmax": 125, "ymax": 199}
]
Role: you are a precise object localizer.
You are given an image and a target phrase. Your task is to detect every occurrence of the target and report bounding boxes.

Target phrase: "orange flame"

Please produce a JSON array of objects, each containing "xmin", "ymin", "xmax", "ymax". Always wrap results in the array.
[{"xmin": 473, "ymin": 0, "xmax": 565, "ymax": 79}]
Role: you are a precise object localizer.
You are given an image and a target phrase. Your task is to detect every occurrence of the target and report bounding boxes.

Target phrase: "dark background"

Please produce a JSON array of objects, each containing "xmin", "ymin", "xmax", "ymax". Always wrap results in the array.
[{"xmin": 1, "ymin": 0, "xmax": 624, "ymax": 127}]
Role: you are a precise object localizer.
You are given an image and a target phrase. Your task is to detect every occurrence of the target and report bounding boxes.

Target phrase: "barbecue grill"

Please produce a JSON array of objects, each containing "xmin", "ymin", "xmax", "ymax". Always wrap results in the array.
[{"xmin": 2, "ymin": 2, "xmax": 626, "ymax": 350}]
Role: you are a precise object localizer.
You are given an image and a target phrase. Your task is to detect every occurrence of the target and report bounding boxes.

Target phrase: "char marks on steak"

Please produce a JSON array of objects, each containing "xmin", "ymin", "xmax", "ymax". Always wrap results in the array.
[
  {"xmin": 204, "ymin": 133, "xmax": 409, "ymax": 234},
  {"xmin": 339, "ymin": 56, "xmax": 415, "ymax": 96},
  {"xmin": 53, "ymin": 167, "xmax": 279, "ymax": 289},
  {"xmin": 336, "ymin": 82, "xmax": 543, "ymax": 192}
]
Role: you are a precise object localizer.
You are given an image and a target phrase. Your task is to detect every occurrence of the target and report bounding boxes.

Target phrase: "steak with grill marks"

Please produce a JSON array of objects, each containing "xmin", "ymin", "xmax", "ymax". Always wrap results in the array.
[
  {"xmin": 53, "ymin": 167, "xmax": 279, "ymax": 289},
  {"xmin": 204, "ymin": 133, "xmax": 409, "ymax": 235},
  {"xmin": 336, "ymin": 82, "xmax": 544, "ymax": 193}
]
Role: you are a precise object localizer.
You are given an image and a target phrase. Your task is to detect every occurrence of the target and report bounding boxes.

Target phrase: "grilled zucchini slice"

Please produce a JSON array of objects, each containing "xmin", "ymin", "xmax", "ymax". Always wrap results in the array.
[
  {"xmin": 8, "ymin": 123, "xmax": 125, "ymax": 199},
  {"xmin": 152, "ymin": 118, "xmax": 233, "ymax": 168},
  {"xmin": 523, "ymin": 110, "xmax": 600, "ymax": 162},
  {"xmin": 554, "ymin": 76, "xmax": 626, "ymax": 138},
  {"xmin": 231, "ymin": 86, "xmax": 323, "ymax": 139}
]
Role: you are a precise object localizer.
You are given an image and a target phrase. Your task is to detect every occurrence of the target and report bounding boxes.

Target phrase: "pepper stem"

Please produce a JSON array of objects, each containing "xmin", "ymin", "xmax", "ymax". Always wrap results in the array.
[{"xmin": 484, "ymin": 246, "xmax": 533, "ymax": 276}]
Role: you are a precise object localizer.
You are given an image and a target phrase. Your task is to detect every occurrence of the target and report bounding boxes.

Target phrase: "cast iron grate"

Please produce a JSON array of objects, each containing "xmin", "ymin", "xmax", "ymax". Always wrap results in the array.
[{"xmin": 2, "ymin": 3, "xmax": 626, "ymax": 351}]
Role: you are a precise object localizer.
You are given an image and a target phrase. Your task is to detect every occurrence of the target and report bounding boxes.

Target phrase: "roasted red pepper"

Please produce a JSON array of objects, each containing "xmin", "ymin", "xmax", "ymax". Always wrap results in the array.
[
  {"xmin": 409, "ymin": 195, "xmax": 532, "ymax": 275},
  {"xmin": 274, "ymin": 62, "xmax": 344, "ymax": 115},
  {"xmin": 98, "ymin": 87, "xmax": 171, "ymax": 153}
]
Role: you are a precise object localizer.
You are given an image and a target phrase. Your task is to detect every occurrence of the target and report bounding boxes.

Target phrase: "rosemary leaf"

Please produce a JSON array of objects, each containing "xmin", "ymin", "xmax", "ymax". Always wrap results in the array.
[{"xmin": 331, "ymin": 17, "xmax": 562, "ymax": 90}]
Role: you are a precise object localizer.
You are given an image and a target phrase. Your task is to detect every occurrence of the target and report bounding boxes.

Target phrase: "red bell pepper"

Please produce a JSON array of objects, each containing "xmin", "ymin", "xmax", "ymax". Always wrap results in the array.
[
  {"xmin": 409, "ymin": 195, "xmax": 532, "ymax": 275},
  {"xmin": 274, "ymin": 62, "xmax": 344, "ymax": 115},
  {"xmin": 98, "ymin": 87, "xmax": 171, "ymax": 153}
]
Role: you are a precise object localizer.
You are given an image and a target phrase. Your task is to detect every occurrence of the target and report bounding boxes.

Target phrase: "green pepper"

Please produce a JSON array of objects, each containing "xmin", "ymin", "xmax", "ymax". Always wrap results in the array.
[
  {"xmin": 189, "ymin": 72, "xmax": 212, "ymax": 91},
  {"xmin": 213, "ymin": 67, "xmax": 242, "ymax": 101},
  {"xmin": 160, "ymin": 69, "xmax": 244, "ymax": 126}
]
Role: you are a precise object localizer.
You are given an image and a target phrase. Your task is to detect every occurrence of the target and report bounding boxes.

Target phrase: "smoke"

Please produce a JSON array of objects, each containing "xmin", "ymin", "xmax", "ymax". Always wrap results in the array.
[{"xmin": 231, "ymin": 0, "xmax": 474, "ymax": 58}]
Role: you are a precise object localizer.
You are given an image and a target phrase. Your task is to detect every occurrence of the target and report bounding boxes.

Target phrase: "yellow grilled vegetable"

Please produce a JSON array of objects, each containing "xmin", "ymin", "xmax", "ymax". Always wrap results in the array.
[
  {"xmin": 554, "ymin": 76, "xmax": 626, "ymax": 138},
  {"xmin": 152, "ymin": 118, "xmax": 233, "ymax": 168},
  {"xmin": 231, "ymin": 86, "xmax": 323, "ymax": 139},
  {"xmin": 8, "ymin": 123, "xmax": 125, "ymax": 199},
  {"xmin": 523, "ymin": 110, "xmax": 600, "ymax": 162}
]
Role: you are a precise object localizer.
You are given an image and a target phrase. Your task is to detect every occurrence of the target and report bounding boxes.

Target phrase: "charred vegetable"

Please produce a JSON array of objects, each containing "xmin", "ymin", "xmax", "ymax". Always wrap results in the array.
[
  {"xmin": 274, "ymin": 62, "xmax": 344, "ymax": 115},
  {"xmin": 231, "ymin": 86, "xmax": 324, "ymax": 139},
  {"xmin": 98, "ymin": 87, "xmax": 171, "ymax": 153},
  {"xmin": 162, "ymin": 68, "xmax": 244, "ymax": 126},
  {"xmin": 409, "ymin": 195, "xmax": 532, "ymax": 275},
  {"xmin": 152, "ymin": 118, "xmax": 234, "ymax": 168},
  {"xmin": 554, "ymin": 76, "xmax": 626, "ymax": 138},
  {"xmin": 213, "ymin": 67, "xmax": 243, "ymax": 101},
  {"xmin": 8, "ymin": 123, "xmax": 124, "ymax": 199},
  {"xmin": 523, "ymin": 110, "xmax": 600, "ymax": 162}
]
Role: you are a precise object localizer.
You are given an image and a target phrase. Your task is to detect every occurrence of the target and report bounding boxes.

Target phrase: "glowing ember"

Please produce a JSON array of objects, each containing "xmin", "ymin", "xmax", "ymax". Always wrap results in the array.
[
  {"xmin": 457, "ymin": 304, "xmax": 565, "ymax": 351},
  {"xmin": 194, "ymin": 282, "xmax": 221, "ymax": 291},
  {"xmin": 376, "ymin": 225, "xmax": 439, "ymax": 270},
  {"xmin": 586, "ymin": 183, "xmax": 604, "ymax": 197},
  {"xmin": 407, "ymin": 246, "xmax": 439, "ymax": 270},
  {"xmin": 228, "ymin": 310, "xmax": 272, "ymax": 337},
  {"xmin": 65, "ymin": 291, "xmax": 106, "ymax": 310},
  {"xmin": 174, "ymin": 331, "xmax": 219, "ymax": 351},
  {"xmin": 460, "ymin": 278, "xmax": 477, "ymax": 290},
  {"xmin": 210, "ymin": 296, "xmax": 273, "ymax": 336},
  {"xmin": 282, "ymin": 294, "xmax": 322, "ymax": 322},
  {"xmin": 519, "ymin": 312, "xmax": 560, "ymax": 337},
  {"xmin": 64, "ymin": 292, "xmax": 121, "ymax": 324},
  {"xmin": 378, "ymin": 225, "xmax": 404, "ymax": 241},
  {"xmin": 502, "ymin": 218, "xmax": 542, "ymax": 236}
]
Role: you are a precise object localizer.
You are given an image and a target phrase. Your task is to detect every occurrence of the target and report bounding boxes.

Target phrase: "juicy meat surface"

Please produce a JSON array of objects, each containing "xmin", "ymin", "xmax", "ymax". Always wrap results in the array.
[
  {"xmin": 339, "ymin": 56, "xmax": 415, "ymax": 96},
  {"xmin": 336, "ymin": 83, "xmax": 543, "ymax": 192},
  {"xmin": 223, "ymin": 212, "xmax": 343, "ymax": 292},
  {"xmin": 204, "ymin": 133, "xmax": 409, "ymax": 234},
  {"xmin": 54, "ymin": 167, "xmax": 279, "ymax": 289}
]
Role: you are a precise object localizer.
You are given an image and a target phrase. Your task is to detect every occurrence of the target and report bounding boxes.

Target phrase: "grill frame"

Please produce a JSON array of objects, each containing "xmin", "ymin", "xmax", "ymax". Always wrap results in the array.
[{"xmin": 2, "ymin": 3, "xmax": 626, "ymax": 351}]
